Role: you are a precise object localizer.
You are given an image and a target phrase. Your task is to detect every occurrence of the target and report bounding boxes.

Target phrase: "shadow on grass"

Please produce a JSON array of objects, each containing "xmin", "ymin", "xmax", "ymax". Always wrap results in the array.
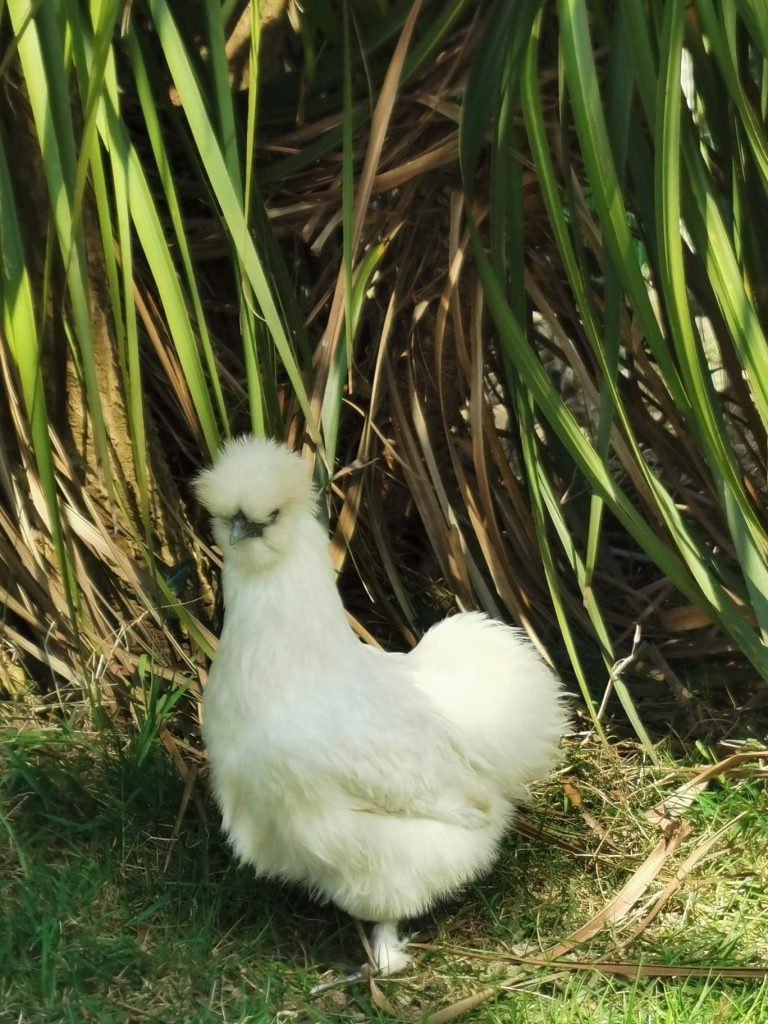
[{"xmin": 0, "ymin": 729, "xmax": 375, "ymax": 1023}]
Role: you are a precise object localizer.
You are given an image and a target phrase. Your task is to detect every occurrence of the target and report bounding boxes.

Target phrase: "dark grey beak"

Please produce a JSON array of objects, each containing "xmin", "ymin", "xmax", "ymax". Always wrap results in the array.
[{"xmin": 229, "ymin": 512, "xmax": 263, "ymax": 545}]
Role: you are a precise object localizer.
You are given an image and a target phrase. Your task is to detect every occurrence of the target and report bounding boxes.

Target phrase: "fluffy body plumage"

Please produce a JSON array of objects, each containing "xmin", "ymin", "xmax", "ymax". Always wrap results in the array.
[{"xmin": 195, "ymin": 436, "xmax": 567, "ymax": 973}]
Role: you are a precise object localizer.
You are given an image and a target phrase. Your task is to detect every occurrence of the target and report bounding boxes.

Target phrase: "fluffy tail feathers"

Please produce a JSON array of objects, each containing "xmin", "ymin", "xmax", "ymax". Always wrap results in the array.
[{"xmin": 407, "ymin": 612, "xmax": 568, "ymax": 798}]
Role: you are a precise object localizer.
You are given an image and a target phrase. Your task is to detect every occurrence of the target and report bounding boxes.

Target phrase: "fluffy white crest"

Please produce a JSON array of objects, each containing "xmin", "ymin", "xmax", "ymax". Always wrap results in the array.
[{"xmin": 194, "ymin": 435, "xmax": 317, "ymax": 574}]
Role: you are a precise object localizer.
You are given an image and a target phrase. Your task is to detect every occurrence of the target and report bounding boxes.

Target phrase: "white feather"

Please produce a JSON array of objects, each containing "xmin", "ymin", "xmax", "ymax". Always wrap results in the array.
[{"xmin": 195, "ymin": 436, "xmax": 568, "ymax": 973}]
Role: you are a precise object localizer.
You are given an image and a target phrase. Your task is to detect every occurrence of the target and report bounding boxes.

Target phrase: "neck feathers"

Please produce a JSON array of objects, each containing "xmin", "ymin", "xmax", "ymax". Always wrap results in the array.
[{"xmin": 220, "ymin": 516, "xmax": 353, "ymax": 651}]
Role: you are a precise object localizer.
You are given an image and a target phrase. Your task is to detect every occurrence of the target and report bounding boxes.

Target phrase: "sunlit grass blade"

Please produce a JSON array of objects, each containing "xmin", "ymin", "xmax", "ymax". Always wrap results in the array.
[
  {"xmin": 583, "ymin": 10, "xmax": 634, "ymax": 589},
  {"xmin": 144, "ymin": 0, "xmax": 318, "ymax": 441},
  {"xmin": 655, "ymin": 0, "xmax": 768, "ymax": 638},
  {"xmin": 65, "ymin": 0, "xmax": 122, "ymax": 256},
  {"xmin": 557, "ymin": 0, "xmax": 689, "ymax": 414},
  {"xmin": 7, "ymin": 0, "xmax": 110, "ymax": 479},
  {"xmin": 681, "ymin": 121, "xmax": 768, "ymax": 434},
  {"xmin": 125, "ymin": 30, "xmax": 230, "ymax": 449},
  {"xmin": 0, "ymin": 140, "xmax": 76, "ymax": 614},
  {"xmin": 696, "ymin": 0, "xmax": 768, "ymax": 193},
  {"xmin": 65, "ymin": 0, "xmax": 150, "ymax": 530},
  {"xmin": 201, "ymin": 0, "xmax": 265, "ymax": 437}
]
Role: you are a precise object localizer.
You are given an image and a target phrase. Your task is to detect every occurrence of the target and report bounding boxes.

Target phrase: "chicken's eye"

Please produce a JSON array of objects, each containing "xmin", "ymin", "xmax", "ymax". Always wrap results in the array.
[{"xmin": 269, "ymin": 508, "xmax": 280, "ymax": 522}]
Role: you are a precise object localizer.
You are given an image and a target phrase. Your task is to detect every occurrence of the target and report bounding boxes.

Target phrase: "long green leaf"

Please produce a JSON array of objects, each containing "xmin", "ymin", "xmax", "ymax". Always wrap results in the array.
[
  {"xmin": 655, "ymin": 0, "xmax": 768, "ymax": 637},
  {"xmin": 0, "ymin": 133, "xmax": 76, "ymax": 613},
  {"xmin": 557, "ymin": 0, "xmax": 691, "ymax": 415},
  {"xmin": 7, "ymin": 0, "xmax": 111, "ymax": 478},
  {"xmin": 144, "ymin": 0, "xmax": 318, "ymax": 442}
]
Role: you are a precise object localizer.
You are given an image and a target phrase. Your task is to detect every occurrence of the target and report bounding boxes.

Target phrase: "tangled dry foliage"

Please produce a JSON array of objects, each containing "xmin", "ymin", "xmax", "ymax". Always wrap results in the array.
[{"xmin": 1, "ymin": 0, "xmax": 767, "ymax": 759}]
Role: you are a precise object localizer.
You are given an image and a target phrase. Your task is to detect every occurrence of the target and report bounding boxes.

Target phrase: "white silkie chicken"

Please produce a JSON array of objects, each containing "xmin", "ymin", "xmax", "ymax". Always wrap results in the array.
[{"xmin": 194, "ymin": 436, "xmax": 567, "ymax": 974}]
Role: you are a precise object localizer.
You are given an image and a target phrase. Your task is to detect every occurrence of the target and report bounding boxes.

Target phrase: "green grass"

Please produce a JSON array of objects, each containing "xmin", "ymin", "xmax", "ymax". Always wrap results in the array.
[
  {"xmin": 2, "ymin": 726, "xmax": 767, "ymax": 1023},
  {"xmin": 484, "ymin": 978, "xmax": 768, "ymax": 1024},
  {"xmin": 0, "ymin": 732, "xmax": 356, "ymax": 1023}
]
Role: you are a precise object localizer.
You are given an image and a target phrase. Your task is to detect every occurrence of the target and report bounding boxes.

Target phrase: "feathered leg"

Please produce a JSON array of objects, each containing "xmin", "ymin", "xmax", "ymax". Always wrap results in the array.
[{"xmin": 371, "ymin": 920, "xmax": 411, "ymax": 975}]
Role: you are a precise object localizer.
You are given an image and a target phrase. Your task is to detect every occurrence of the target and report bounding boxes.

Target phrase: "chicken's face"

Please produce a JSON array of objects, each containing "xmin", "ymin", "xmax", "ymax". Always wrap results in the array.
[{"xmin": 194, "ymin": 436, "xmax": 316, "ymax": 574}]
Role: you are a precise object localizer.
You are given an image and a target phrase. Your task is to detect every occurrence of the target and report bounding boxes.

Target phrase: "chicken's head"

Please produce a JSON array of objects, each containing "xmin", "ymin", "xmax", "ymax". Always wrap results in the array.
[{"xmin": 194, "ymin": 435, "xmax": 317, "ymax": 574}]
